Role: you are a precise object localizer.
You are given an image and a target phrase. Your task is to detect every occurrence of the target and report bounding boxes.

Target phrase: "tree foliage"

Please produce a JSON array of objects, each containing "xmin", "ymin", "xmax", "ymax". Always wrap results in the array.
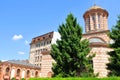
[
  {"xmin": 51, "ymin": 13, "xmax": 94, "ymax": 77},
  {"xmin": 107, "ymin": 16, "xmax": 120, "ymax": 76}
]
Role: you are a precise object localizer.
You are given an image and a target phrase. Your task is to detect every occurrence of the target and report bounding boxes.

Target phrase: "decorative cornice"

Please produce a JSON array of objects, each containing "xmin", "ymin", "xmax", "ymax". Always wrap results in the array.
[
  {"xmin": 0, "ymin": 62, "xmax": 41, "ymax": 70},
  {"xmin": 30, "ymin": 31, "xmax": 54, "ymax": 45},
  {"xmin": 83, "ymin": 5, "xmax": 109, "ymax": 18},
  {"xmin": 83, "ymin": 30, "xmax": 109, "ymax": 36},
  {"xmin": 89, "ymin": 42, "xmax": 109, "ymax": 47}
]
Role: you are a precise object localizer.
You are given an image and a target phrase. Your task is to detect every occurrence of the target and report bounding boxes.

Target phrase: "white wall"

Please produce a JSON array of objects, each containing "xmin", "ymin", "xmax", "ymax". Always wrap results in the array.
[
  {"xmin": 21, "ymin": 70, "xmax": 25, "ymax": 78},
  {"xmin": 51, "ymin": 32, "xmax": 61, "ymax": 44},
  {"xmin": 11, "ymin": 68, "xmax": 15, "ymax": 79}
]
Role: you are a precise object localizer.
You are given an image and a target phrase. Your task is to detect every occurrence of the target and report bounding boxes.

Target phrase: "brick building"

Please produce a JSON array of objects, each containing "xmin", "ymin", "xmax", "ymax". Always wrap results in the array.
[
  {"xmin": 0, "ymin": 4, "xmax": 113, "ymax": 80},
  {"xmin": 0, "ymin": 60, "xmax": 40, "ymax": 80}
]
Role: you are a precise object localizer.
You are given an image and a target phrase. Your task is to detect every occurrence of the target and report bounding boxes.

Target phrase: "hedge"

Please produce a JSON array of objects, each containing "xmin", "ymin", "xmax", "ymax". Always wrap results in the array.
[{"xmin": 29, "ymin": 77, "xmax": 120, "ymax": 80}]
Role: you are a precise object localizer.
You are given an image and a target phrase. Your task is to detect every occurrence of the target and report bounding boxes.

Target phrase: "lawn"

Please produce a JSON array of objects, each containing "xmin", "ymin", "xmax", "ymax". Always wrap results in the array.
[{"xmin": 29, "ymin": 77, "xmax": 120, "ymax": 80}]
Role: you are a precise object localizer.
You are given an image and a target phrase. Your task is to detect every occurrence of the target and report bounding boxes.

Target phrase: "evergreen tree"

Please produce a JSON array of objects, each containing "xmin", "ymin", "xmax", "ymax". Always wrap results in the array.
[
  {"xmin": 51, "ymin": 14, "xmax": 94, "ymax": 77},
  {"xmin": 107, "ymin": 16, "xmax": 120, "ymax": 76}
]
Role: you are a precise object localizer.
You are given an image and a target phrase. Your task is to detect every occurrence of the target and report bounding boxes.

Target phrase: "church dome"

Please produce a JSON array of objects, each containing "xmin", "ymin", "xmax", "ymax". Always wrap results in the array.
[
  {"xmin": 89, "ymin": 5, "xmax": 103, "ymax": 10},
  {"xmin": 83, "ymin": 5, "xmax": 108, "ymax": 18},
  {"xmin": 83, "ymin": 5, "xmax": 109, "ymax": 33}
]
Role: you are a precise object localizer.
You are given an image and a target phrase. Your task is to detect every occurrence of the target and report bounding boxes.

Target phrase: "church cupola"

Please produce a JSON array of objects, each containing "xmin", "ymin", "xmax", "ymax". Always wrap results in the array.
[{"xmin": 83, "ymin": 5, "xmax": 109, "ymax": 33}]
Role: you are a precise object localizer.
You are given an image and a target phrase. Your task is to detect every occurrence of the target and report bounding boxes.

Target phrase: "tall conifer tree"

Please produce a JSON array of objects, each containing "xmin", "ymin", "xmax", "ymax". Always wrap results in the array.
[
  {"xmin": 51, "ymin": 14, "xmax": 94, "ymax": 77},
  {"xmin": 107, "ymin": 16, "xmax": 120, "ymax": 76}
]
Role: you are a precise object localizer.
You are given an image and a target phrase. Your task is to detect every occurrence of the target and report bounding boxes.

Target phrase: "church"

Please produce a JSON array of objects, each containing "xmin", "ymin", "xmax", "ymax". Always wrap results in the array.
[
  {"xmin": 0, "ymin": 4, "xmax": 113, "ymax": 80},
  {"xmin": 83, "ymin": 5, "xmax": 112, "ymax": 77}
]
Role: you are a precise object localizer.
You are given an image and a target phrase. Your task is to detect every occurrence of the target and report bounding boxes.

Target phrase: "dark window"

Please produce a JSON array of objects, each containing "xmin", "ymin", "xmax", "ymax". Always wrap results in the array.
[
  {"xmin": 49, "ymin": 40, "xmax": 51, "ymax": 44},
  {"xmin": 40, "ymin": 64, "xmax": 41, "ymax": 67},
  {"xmin": 35, "ymin": 71, "xmax": 38, "ymax": 77},
  {"xmin": 40, "ymin": 56, "xmax": 42, "ymax": 62},
  {"xmin": 0, "ymin": 67, "xmax": 1, "ymax": 74},
  {"xmin": 88, "ymin": 18, "xmax": 91, "ymax": 30},
  {"xmin": 6, "ymin": 67, "xmax": 10, "ymax": 75},
  {"xmin": 98, "ymin": 24, "xmax": 100, "ymax": 28},
  {"xmin": 98, "ymin": 15, "xmax": 100, "ymax": 22},
  {"xmin": 27, "ymin": 70, "xmax": 30, "ymax": 77},
  {"xmin": 43, "ymin": 37, "xmax": 45, "ymax": 39},
  {"xmin": 89, "ymin": 60, "xmax": 93, "ymax": 68},
  {"xmin": 16, "ymin": 69, "xmax": 20, "ymax": 76}
]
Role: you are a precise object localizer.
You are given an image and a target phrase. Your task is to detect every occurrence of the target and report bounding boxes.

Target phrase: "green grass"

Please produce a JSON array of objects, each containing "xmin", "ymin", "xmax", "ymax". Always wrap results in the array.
[{"xmin": 29, "ymin": 77, "xmax": 120, "ymax": 80}]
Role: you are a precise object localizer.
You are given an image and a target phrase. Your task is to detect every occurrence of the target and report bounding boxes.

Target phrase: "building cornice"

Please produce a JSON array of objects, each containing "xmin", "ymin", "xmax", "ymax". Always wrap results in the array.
[
  {"xmin": 89, "ymin": 42, "xmax": 109, "ymax": 48},
  {"xmin": 30, "ymin": 31, "xmax": 54, "ymax": 45},
  {"xmin": 0, "ymin": 61, "xmax": 41, "ymax": 70},
  {"xmin": 83, "ymin": 30, "xmax": 109, "ymax": 36}
]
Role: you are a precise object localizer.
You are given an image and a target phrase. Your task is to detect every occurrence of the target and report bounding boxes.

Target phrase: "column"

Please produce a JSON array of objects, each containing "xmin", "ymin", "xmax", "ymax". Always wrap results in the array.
[
  {"xmin": 89, "ymin": 15, "xmax": 94, "ymax": 31},
  {"xmin": 103, "ymin": 15, "xmax": 106, "ymax": 30},
  {"xmin": 100, "ymin": 13, "xmax": 103, "ymax": 30},
  {"xmin": 21, "ymin": 70, "xmax": 25, "ymax": 79},
  {"xmin": 10, "ymin": 68, "xmax": 15, "ymax": 79},
  {"xmin": 103, "ymin": 15, "xmax": 107, "ymax": 30},
  {"xmin": 95, "ymin": 13, "xmax": 99, "ymax": 29},
  {"xmin": 105, "ymin": 16, "xmax": 108, "ymax": 30}
]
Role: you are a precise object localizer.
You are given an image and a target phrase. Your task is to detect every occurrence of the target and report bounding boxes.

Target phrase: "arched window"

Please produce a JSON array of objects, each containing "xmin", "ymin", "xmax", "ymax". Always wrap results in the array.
[
  {"xmin": 5, "ymin": 67, "xmax": 10, "ymax": 75},
  {"xmin": 87, "ymin": 17, "xmax": 91, "ymax": 31},
  {"xmin": 47, "ymin": 72, "xmax": 52, "ymax": 78},
  {"xmin": 26, "ymin": 70, "xmax": 30, "ymax": 77},
  {"xmin": 0, "ymin": 67, "xmax": 1, "ymax": 74},
  {"xmin": 35, "ymin": 71, "xmax": 38, "ymax": 77},
  {"xmin": 89, "ymin": 38, "xmax": 105, "ymax": 43},
  {"xmin": 98, "ymin": 14, "xmax": 101, "ymax": 29},
  {"xmin": 16, "ymin": 69, "xmax": 20, "ymax": 76}
]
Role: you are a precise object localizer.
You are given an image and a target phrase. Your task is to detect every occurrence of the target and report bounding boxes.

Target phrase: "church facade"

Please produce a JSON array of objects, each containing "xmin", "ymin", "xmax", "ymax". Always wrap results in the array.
[{"xmin": 83, "ymin": 5, "xmax": 113, "ymax": 77}]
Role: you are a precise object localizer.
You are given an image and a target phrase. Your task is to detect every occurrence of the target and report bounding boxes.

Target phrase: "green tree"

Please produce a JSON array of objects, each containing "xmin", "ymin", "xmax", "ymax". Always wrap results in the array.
[
  {"xmin": 51, "ymin": 14, "xmax": 94, "ymax": 77},
  {"xmin": 107, "ymin": 16, "xmax": 120, "ymax": 76}
]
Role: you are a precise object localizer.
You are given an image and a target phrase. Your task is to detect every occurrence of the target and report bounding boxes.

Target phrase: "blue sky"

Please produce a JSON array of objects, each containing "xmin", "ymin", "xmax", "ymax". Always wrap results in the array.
[{"xmin": 0, "ymin": 0, "xmax": 120, "ymax": 61}]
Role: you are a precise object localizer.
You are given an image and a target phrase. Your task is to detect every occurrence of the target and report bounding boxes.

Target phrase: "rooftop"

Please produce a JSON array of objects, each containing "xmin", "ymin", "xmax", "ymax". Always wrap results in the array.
[
  {"xmin": 89, "ymin": 4, "xmax": 103, "ymax": 10},
  {"xmin": 3, "ymin": 60, "xmax": 40, "ymax": 68}
]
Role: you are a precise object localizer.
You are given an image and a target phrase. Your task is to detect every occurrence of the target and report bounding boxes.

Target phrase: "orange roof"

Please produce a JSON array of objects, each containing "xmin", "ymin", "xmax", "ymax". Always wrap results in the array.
[{"xmin": 89, "ymin": 5, "xmax": 103, "ymax": 10}]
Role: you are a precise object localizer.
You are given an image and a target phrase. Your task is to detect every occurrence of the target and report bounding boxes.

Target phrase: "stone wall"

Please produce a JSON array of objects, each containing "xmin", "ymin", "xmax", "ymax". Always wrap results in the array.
[{"xmin": 90, "ymin": 47, "xmax": 112, "ymax": 77}]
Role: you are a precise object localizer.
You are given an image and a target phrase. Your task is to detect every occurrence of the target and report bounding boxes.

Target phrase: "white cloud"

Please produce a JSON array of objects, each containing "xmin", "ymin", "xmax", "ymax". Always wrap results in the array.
[
  {"xmin": 12, "ymin": 34, "xmax": 23, "ymax": 41},
  {"xmin": 18, "ymin": 51, "xmax": 25, "ymax": 55},
  {"xmin": 25, "ymin": 40, "xmax": 29, "ymax": 45},
  {"xmin": 1, "ymin": 60, "xmax": 7, "ymax": 62}
]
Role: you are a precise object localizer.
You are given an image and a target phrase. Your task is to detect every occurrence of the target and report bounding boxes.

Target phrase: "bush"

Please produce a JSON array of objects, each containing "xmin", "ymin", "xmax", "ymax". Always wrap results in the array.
[
  {"xmin": 11, "ymin": 78, "xmax": 25, "ymax": 80},
  {"xmin": 21, "ymin": 78, "xmax": 25, "ymax": 80},
  {"xmin": 29, "ymin": 77, "xmax": 120, "ymax": 80},
  {"xmin": 11, "ymin": 77, "xmax": 16, "ymax": 80}
]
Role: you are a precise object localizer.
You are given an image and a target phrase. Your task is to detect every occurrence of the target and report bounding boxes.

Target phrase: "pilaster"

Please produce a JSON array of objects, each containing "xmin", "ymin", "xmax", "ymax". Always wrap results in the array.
[
  {"xmin": 95, "ymin": 13, "xmax": 99, "ymax": 29},
  {"xmin": 90, "ymin": 15, "xmax": 94, "ymax": 31}
]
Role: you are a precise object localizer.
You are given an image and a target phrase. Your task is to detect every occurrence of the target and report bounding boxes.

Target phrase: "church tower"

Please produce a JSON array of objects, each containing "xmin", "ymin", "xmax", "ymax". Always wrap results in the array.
[
  {"xmin": 83, "ymin": 5, "xmax": 113, "ymax": 77},
  {"xmin": 83, "ymin": 4, "xmax": 108, "ymax": 33}
]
